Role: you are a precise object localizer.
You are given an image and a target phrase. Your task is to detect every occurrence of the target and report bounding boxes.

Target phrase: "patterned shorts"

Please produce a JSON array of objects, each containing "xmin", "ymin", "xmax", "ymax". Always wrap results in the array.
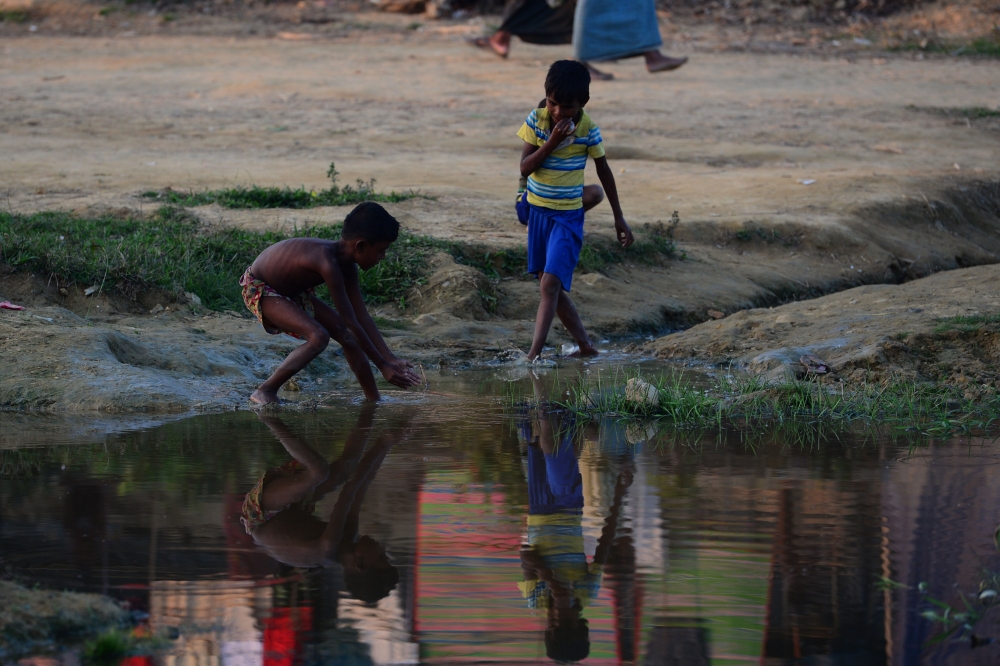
[
  {"xmin": 241, "ymin": 460, "xmax": 317, "ymax": 535},
  {"xmin": 239, "ymin": 267, "xmax": 316, "ymax": 339}
]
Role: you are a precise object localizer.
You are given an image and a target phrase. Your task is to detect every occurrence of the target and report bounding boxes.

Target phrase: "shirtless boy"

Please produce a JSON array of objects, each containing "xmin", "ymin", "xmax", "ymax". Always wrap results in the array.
[
  {"xmin": 517, "ymin": 60, "xmax": 634, "ymax": 362},
  {"xmin": 240, "ymin": 201, "xmax": 420, "ymax": 404}
]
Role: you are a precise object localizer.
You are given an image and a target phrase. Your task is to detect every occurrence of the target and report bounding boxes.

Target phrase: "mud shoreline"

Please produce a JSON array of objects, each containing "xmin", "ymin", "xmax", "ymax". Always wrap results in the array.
[{"xmin": 2, "ymin": 4, "xmax": 1000, "ymax": 412}]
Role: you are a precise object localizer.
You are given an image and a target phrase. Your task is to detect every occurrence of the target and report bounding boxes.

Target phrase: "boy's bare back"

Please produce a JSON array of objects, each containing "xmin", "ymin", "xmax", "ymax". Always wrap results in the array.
[{"xmin": 250, "ymin": 237, "xmax": 354, "ymax": 297}]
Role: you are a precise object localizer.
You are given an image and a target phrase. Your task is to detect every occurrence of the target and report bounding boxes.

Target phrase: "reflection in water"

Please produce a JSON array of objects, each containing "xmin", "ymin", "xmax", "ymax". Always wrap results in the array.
[
  {"xmin": 516, "ymin": 412, "xmax": 633, "ymax": 662},
  {"xmin": 1, "ymin": 403, "xmax": 999, "ymax": 665}
]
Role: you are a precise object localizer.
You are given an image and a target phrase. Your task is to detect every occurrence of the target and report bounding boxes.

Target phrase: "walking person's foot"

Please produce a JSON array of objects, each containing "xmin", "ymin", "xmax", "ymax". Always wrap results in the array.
[
  {"xmin": 568, "ymin": 345, "xmax": 599, "ymax": 358},
  {"xmin": 466, "ymin": 32, "xmax": 510, "ymax": 59},
  {"xmin": 581, "ymin": 61, "xmax": 614, "ymax": 80},
  {"xmin": 644, "ymin": 50, "xmax": 688, "ymax": 73}
]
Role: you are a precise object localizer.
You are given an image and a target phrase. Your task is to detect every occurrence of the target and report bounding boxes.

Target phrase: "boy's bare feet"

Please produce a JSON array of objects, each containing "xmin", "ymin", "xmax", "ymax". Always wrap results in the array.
[
  {"xmin": 467, "ymin": 32, "xmax": 510, "ymax": 59},
  {"xmin": 581, "ymin": 61, "xmax": 614, "ymax": 81},
  {"xmin": 251, "ymin": 388, "xmax": 281, "ymax": 405},
  {"xmin": 568, "ymin": 344, "xmax": 600, "ymax": 358},
  {"xmin": 644, "ymin": 51, "xmax": 688, "ymax": 73}
]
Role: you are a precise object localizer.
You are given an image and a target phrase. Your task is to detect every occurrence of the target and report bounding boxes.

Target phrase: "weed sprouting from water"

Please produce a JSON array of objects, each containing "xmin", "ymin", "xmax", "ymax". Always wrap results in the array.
[
  {"xmin": 142, "ymin": 162, "xmax": 427, "ymax": 209},
  {"xmin": 504, "ymin": 368, "xmax": 1000, "ymax": 442}
]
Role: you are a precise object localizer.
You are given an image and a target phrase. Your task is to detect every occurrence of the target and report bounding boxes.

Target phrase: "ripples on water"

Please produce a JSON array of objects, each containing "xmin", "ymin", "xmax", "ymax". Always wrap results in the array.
[{"xmin": 1, "ymin": 376, "xmax": 999, "ymax": 665}]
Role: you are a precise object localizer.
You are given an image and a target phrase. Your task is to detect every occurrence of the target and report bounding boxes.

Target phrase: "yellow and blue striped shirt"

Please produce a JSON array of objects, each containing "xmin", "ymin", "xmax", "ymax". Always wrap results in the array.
[{"xmin": 517, "ymin": 108, "xmax": 606, "ymax": 211}]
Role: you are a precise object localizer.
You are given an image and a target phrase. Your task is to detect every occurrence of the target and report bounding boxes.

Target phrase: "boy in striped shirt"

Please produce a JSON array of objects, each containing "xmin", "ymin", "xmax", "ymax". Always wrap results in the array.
[{"xmin": 517, "ymin": 60, "xmax": 634, "ymax": 362}]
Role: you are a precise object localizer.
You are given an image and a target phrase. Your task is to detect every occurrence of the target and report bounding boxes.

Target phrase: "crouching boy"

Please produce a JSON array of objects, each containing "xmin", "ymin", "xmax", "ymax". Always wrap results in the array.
[{"xmin": 240, "ymin": 201, "xmax": 420, "ymax": 403}]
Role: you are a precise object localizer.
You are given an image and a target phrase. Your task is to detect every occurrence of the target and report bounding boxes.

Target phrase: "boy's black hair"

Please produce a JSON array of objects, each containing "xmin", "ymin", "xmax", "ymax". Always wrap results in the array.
[
  {"xmin": 342, "ymin": 201, "xmax": 400, "ymax": 245},
  {"xmin": 545, "ymin": 618, "xmax": 590, "ymax": 663},
  {"xmin": 344, "ymin": 561, "xmax": 399, "ymax": 605},
  {"xmin": 544, "ymin": 60, "xmax": 591, "ymax": 106}
]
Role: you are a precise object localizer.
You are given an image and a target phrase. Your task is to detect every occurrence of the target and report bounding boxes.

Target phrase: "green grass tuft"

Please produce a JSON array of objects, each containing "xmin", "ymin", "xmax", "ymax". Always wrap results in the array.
[
  {"xmin": 1, "ymin": 203, "xmax": 682, "ymax": 313},
  {"xmin": 0, "ymin": 9, "xmax": 28, "ymax": 22},
  {"xmin": 84, "ymin": 630, "xmax": 132, "ymax": 663},
  {"xmin": 522, "ymin": 369, "xmax": 1000, "ymax": 438},
  {"xmin": 933, "ymin": 313, "xmax": 1000, "ymax": 334},
  {"xmin": 0, "ymin": 208, "xmax": 432, "ymax": 310},
  {"xmin": 143, "ymin": 162, "xmax": 426, "ymax": 210}
]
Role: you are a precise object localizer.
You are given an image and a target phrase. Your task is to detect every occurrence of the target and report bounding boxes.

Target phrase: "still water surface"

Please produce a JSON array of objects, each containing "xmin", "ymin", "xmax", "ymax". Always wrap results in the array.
[{"xmin": 2, "ymin": 379, "xmax": 999, "ymax": 665}]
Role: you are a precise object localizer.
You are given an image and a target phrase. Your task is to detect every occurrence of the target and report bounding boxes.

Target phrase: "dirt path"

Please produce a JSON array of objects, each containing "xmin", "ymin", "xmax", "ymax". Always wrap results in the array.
[{"xmin": 1, "ymin": 15, "xmax": 999, "ymax": 409}]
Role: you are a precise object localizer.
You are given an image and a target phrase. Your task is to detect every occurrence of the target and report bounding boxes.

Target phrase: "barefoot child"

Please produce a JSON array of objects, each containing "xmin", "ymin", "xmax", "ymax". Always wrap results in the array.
[
  {"xmin": 517, "ymin": 60, "xmax": 634, "ymax": 361},
  {"xmin": 241, "ymin": 201, "xmax": 420, "ymax": 404}
]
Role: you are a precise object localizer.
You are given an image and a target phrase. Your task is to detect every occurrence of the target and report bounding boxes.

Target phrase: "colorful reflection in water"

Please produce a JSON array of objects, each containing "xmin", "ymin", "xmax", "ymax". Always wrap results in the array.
[{"xmin": 1, "ymin": 398, "xmax": 999, "ymax": 665}]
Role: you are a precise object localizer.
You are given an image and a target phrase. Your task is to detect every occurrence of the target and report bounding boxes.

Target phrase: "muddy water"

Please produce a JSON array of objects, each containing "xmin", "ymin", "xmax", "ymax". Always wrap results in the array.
[{"xmin": 2, "ymin": 384, "xmax": 999, "ymax": 665}]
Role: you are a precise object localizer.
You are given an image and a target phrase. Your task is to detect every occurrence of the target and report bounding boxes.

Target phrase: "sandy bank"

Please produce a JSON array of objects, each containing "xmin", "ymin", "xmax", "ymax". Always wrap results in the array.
[{"xmin": 646, "ymin": 263, "xmax": 1000, "ymax": 395}]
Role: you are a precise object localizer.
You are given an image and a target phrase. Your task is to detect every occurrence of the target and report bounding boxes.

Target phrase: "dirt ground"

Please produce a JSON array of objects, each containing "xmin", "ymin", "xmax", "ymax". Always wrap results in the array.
[{"xmin": 1, "ymin": 1, "xmax": 1000, "ymax": 410}]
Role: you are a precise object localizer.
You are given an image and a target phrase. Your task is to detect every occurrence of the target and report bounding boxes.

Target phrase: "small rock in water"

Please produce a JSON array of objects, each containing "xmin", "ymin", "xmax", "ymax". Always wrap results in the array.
[
  {"xmin": 283, "ymin": 378, "xmax": 301, "ymax": 392},
  {"xmin": 625, "ymin": 378, "xmax": 659, "ymax": 407}
]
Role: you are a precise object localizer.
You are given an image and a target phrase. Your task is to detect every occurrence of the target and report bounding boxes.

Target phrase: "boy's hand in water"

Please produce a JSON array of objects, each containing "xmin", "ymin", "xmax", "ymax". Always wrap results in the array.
[{"xmin": 380, "ymin": 359, "xmax": 421, "ymax": 388}]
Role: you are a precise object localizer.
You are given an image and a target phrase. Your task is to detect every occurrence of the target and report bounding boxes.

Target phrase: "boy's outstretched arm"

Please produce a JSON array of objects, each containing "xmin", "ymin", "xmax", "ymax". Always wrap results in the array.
[
  {"xmin": 344, "ymin": 265, "xmax": 418, "ymax": 377},
  {"xmin": 320, "ymin": 260, "xmax": 419, "ymax": 389},
  {"xmin": 593, "ymin": 156, "xmax": 635, "ymax": 248}
]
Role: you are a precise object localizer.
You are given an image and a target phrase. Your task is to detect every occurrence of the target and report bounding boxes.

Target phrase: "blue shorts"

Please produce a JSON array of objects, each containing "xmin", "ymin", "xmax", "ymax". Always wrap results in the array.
[
  {"xmin": 526, "ymin": 204, "xmax": 585, "ymax": 292},
  {"xmin": 527, "ymin": 442, "xmax": 584, "ymax": 515},
  {"xmin": 516, "ymin": 191, "xmax": 530, "ymax": 225}
]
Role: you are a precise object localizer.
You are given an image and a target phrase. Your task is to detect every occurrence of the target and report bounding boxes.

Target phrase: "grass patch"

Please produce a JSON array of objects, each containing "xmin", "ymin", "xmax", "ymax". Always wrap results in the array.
[
  {"xmin": 0, "ymin": 9, "xmax": 28, "ymax": 22},
  {"xmin": 515, "ymin": 369, "xmax": 1000, "ymax": 438},
  {"xmin": 0, "ymin": 207, "xmax": 434, "ymax": 310},
  {"xmin": 933, "ymin": 313, "xmax": 1000, "ymax": 334},
  {"xmin": 143, "ymin": 162, "xmax": 425, "ymax": 210},
  {"xmin": 0, "ymin": 205, "xmax": 681, "ymax": 312}
]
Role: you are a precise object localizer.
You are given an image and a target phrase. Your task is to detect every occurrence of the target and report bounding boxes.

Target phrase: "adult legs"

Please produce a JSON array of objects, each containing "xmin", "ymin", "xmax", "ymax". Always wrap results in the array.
[
  {"xmin": 468, "ymin": 30, "xmax": 511, "ymax": 58},
  {"xmin": 644, "ymin": 50, "xmax": 688, "ymax": 73},
  {"xmin": 580, "ymin": 61, "xmax": 614, "ymax": 81}
]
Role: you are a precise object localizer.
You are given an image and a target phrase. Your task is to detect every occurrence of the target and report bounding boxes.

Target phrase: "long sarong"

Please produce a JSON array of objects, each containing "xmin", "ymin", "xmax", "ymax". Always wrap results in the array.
[
  {"xmin": 573, "ymin": 0, "xmax": 662, "ymax": 62},
  {"xmin": 499, "ymin": 0, "xmax": 576, "ymax": 45}
]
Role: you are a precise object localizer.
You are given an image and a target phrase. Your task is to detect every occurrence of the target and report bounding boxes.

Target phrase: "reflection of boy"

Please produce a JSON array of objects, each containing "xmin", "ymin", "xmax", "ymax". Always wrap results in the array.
[
  {"xmin": 242, "ymin": 408, "xmax": 404, "ymax": 603},
  {"xmin": 517, "ymin": 415, "xmax": 633, "ymax": 663}
]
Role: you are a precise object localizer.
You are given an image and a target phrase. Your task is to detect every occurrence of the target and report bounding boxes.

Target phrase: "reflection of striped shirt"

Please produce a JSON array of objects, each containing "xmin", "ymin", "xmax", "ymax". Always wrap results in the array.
[
  {"xmin": 517, "ymin": 513, "xmax": 602, "ymax": 609},
  {"xmin": 517, "ymin": 108, "xmax": 605, "ymax": 211}
]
